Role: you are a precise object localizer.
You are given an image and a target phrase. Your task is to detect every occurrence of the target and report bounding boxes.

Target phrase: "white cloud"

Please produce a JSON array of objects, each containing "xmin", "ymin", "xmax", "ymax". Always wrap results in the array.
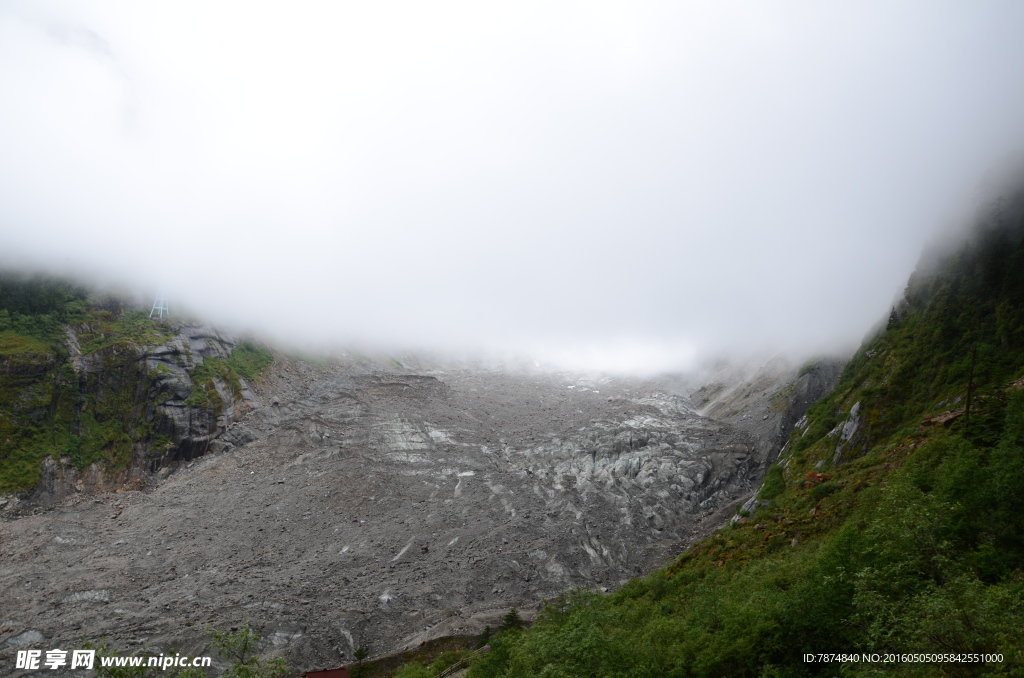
[{"xmin": 3, "ymin": 1, "xmax": 1024, "ymax": 372}]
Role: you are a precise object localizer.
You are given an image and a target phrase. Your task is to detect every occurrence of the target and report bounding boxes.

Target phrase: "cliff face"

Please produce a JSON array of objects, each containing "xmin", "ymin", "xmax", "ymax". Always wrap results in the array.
[
  {"xmin": 0, "ymin": 279, "xmax": 848, "ymax": 674},
  {"xmin": 0, "ymin": 290, "xmax": 265, "ymax": 505},
  {"xmin": 138, "ymin": 324, "xmax": 259, "ymax": 465},
  {"xmin": 0, "ymin": 345, "xmax": 845, "ymax": 675},
  {"xmin": 0, "ymin": 363, "xmax": 726, "ymax": 668},
  {"xmin": 35, "ymin": 323, "xmax": 259, "ymax": 507},
  {"xmin": 442, "ymin": 189, "xmax": 1024, "ymax": 678},
  {"xmin": 688, "ymin": 355, "xmax": 845, "ymax": 470}
]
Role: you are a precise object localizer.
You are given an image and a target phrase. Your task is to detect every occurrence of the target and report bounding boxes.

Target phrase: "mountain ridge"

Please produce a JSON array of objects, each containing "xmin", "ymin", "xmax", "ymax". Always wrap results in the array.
[
  {"xmin": 446, "ymin": 186, "xmax": 1024, "ymax": 678},
  {"xmin": 0, "ymin": 280, "xmax": 835, "ymax": 676}
]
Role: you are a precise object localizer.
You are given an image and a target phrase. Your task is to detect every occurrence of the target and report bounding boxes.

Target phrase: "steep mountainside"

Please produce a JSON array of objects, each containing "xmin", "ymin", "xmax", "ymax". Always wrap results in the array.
[
  {"xmin": 0, "ymin": 362, "xmax": 752, "ymax": 673},
  {"xmin": 689, "ymin": 355, "xmax": 845, "ymax": 467},
  {"xmin": 0, "ymin": 315, "xmax": 832, "ymax": 677},
  {"xmin": 449, "ymin": 190, "xmax": 1024, "ymax": 677},
  {"xmin": 0, "ymin": 275, "xmax": 270, "ymax": 502}
]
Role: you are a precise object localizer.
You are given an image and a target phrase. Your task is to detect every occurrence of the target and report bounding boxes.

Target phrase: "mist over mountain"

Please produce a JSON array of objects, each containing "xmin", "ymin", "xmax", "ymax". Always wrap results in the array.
[
  {"xmin": 3, "ymin": 181, "xmax": 1024, "ymax": 675},
  {"xmin": 5, "ymin": 2, "xmax": 1024, "ymax": 370},
  {"xmin": 6, "ymin": 2, "xmax": 1024, "ymax": 677},
  {"xmin": 433, "ymin": 150, "xmax": 1024, "ymax": 678}
]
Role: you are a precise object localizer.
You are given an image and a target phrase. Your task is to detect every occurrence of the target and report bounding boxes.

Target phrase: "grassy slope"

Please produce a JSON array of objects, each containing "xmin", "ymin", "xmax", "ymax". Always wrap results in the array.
[
  {"xmin": 1, "ymin": 275, "xmax": 90, "ymax": 490},
  {"xmin": 0, "ymin": 274, "xmax": 273, "ymax": 493},
  {"xmin": 421, "ymin": 207, "xmax": 1024, "ymax": 677}
]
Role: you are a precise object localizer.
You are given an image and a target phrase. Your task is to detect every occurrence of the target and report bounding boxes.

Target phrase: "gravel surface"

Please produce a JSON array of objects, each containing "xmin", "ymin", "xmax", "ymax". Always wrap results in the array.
[{"xmin": 0, "ymin": 357, "xmax": 766, "ymax": 675}]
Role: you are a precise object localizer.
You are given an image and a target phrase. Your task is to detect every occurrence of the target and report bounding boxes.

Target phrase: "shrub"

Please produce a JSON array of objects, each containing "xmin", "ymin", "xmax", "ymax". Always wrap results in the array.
[
  {"xmin": 810, "ymin": 481, "xmax": 841, "ymax": 501},
  {"xmin": 760, "ymin": 465, "xmax": 785, "ymax": 500}
]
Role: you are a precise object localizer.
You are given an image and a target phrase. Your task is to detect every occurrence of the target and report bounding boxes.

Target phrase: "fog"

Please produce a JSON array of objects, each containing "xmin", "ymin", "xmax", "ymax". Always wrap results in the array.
[{"xmin": 3, "ymin": 1, "xmax": 1024, "ymax": 372}]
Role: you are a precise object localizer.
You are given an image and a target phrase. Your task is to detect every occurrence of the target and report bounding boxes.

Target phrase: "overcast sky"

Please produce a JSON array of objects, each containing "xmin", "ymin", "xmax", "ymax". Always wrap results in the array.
[{"xmin": 3, "ymin": 1, "xmax": 1024, "ymax": 371}]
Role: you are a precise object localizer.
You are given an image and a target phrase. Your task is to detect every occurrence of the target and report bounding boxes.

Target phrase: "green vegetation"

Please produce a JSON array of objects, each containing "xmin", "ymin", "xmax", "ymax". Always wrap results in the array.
[
  {"xmin": 769, "ymin": 383, "xmax": 796, "ymax": 412},
  {"xmin": 499, "ymin": 608, "xmax": 524, "ymax": 632},
  {"xmin": 184, "ymin": 341, "xmax": 273, "ymax": 413},
  {"xmin": 78, "ymin": 309, "xmax": 175, "ymax": 355},
  {"xmin": 0, "ymin": 276, "xmax": 173, "ymax": 488},
  {"xmin": 759, "ymin": 464, "xmax": 785, "ymax": 499},
  {"xmin": 0, "ymin": 329, "xmax": 55, "ymax": 356},
  {"xmin": 797, "ymin": 360, "xmax": 818, "ymax": 378},
  {"xmin": 0, "ymin": 272, "xmax": 88, "ymax": 343},
  {"xmin": 228, "ymin": 341, "xmax": 275, "ymax": 380},
  {"xmin": 791, "ymin": 398, "xmax": 838, "ymax": 455},
  {"xmin": 354, "ymin": 635, "xmax": 486, "ymax": 678},
  {"xmin": 442, "ymin": 199, "xmax": 1024, "ymax": 676},
  {"xmin": 394, "ymin": 651, "xmax": 466, "ymax": 678},
  {"xmin": 89, "ymin": 623, "xmax": 287, "ymax": 677},
  {"xmin": 0, "ymin": 274, "xmax": 274, "ymax": 493},
  {"xmin": 206, "ymin": 623, "xmax": 288, "ymax": 678},
  {"xmin": 351, "ymin": 647, "xmax": 372, "ymax": 678},
  {"xmin": 393, "ymin": 645, "xmax": 493, "ymax": 678}
]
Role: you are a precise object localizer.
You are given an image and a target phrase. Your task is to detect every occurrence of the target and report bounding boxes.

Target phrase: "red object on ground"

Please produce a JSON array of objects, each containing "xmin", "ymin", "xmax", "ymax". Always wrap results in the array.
[{"xmin": 304, "ymin": 668, "xmax": 351, "ymax": 678}]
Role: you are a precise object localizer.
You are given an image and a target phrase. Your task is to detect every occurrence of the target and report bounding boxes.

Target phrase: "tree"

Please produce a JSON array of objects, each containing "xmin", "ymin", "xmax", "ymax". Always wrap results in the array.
[
  {"xmin": 86, "ymin": 640, "xmax": 205, "ymax": 678},
  {"xmin": 89, "ymin": 624, "xmax": 287, "ymax": 678},
  {"xmin": 499, "ymin": 608, "xmax": 524, "ymax": 632},
  {"xmin": 476, "ymin": 625, "xmax": 492, "ymax": 649},
  {"xmin": 208, "ymin": 623, "xmax": 288, "ymax": 678},
  {"xmin": 350, "ymin": 647, "xmax": 370, "ymax": 678}
]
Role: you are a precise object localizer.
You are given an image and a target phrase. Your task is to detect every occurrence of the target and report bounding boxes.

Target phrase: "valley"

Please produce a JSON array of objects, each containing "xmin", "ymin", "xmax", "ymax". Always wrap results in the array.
[{"xmin": 0, "ymin": 349, "xmax": 830, "ymax": 674}]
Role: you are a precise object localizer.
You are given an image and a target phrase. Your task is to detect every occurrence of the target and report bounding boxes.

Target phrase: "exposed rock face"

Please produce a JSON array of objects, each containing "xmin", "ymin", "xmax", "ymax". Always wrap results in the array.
[
  {"xmin": 831, "ymin": 400, "xmax": 863, "ymax": 464},
  {"xmin": 17, "ymin": 322, "xmax": 255, "ymax": 508},
  {"xmin": 0, "ymin": 358, "xmax": 777, "ymax": 674},
  {"xmin": 0, "ymin": 351, "xmax": 842, "ymax": 675},
  {"xmin": 691, "ymin": 355, "xmax": 845, "ymax": 466},
  {"xmin": 141, "ymin": 324, "xmax": 257, "ymax": 466}
]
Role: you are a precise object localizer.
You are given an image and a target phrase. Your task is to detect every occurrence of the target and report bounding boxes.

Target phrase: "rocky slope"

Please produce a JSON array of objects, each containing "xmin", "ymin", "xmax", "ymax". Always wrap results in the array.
[
  {"xmin": 688, "ymin": 355, "xmax": 846, "ymax": 465},
  {"xmin": 0, "ymin": 348, "xmax": 837, "ymax": 676},
  {"xmin": 8, "ymin": 320, "xmax": 259, "ymax": 508},
  {"xmin": 457, "ymin": 185, "xmax": 1024, "ymax": 678}
]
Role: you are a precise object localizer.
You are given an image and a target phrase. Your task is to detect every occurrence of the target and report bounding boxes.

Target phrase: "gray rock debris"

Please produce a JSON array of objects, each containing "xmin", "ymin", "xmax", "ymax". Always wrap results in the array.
[
  {"xmin": 0, "ymin": 356, "xmax": 818, "ymax": 674},
  {"xmin": 3, "ymin": 630, "xmax": 44, "ymax": 649}
]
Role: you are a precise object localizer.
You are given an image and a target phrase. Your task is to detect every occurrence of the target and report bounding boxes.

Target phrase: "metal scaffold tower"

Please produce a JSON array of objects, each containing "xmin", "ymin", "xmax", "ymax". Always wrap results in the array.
[{"xmin": 149, "ymin": 288, "xmax": 168, "ymax": 319}]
